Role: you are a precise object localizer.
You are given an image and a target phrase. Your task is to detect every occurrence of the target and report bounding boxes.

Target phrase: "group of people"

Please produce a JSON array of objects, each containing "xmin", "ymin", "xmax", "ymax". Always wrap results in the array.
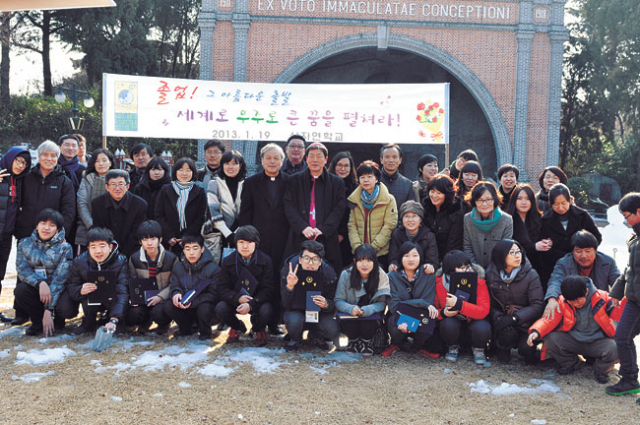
[{"xmin": 0, "ymin": 134, "xmax": 639, "ymax": 405}]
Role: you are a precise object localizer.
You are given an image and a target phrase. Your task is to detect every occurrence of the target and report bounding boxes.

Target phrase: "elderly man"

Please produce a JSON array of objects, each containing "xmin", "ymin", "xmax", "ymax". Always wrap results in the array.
[
  {"xmin": 240, "ymin": 143, "xmax": 290, "ymax": 334},
  {"xmin": 283, "ymin": 142, "xmax": 346, "ymax": 270},
  {"xmin": 280, "ymin": 135, "xmax": 307, "ymax": 176},
  {"xmin": 57, "ymin": 134, "xmax": 86, "ymax": 191},
  {"xmin": 92, "ymin": 169, "xmax": 148, "ymax": 257},
  {"xmin": 379, "ymin": 143, "xmax": 416, "ymax": 209},
  {"xmin": 128, "ymin": 143, "xmax": 153, "ymax": 189},
  {"xmin": 543, "ymin": 230, "xmax": 620, "ymax": 320}
]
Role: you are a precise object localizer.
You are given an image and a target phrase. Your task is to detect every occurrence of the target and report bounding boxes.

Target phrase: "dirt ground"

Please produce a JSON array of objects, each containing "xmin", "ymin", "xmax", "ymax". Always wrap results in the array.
[{"xmin": 1, "ymin": 288, "xmax": 639, "ymax": 424}]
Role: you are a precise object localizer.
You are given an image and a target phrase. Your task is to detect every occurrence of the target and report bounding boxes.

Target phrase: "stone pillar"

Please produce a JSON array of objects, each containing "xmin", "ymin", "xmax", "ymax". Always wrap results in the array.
[
  {"xmin": 197, "ymin": 0, "xmax": 217, "ymax": 167},
  {"xmin": 545, "ymin": 0, "xmax": 568, "ymax": 166},
  {"xmin": 512, "ymin": 1, "xmax": 534, "ymax": 182}
]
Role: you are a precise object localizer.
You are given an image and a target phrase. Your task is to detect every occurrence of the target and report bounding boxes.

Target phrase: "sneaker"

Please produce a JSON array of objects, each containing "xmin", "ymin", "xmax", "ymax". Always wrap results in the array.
[
  {"xmin": 418, "ymin": 349, "xmax": 440, "ymax": 359},
  {"xmin": 0, "ymin": 312, "xmax": 13, "ymax": 323},
  {"xmin": 284, "ymin": 340, "xmax": 299, "ymax": 352},
  {"xmin": 268, "ymin": 324, "xmax": 285, "ymax": 335},
  {"xmin": 381, "ymin": 345, "xmax": 400, "ymax": 357},
  {"xmin": 472, "ymin": 347, "xmax": 486, "ymax": 365},
  {"xmin": 72, "ymin": 323, "xmax": 95, "ymax": 335},
  {"xmin": 445, "ymin": 345, "xmax": 459, "ymax": 362},
  {"xmin": 346, "ymin": 339, "xmax": 359, "ymax": 354},
  {"xmin": 11, "ymin": 316, "xmax": 28, "ymax": 326},
  {"xmin": 254, "ymin": 331, "xmax": 268, "ymax": 347},
  {"xmin": 25, "ymin": 325, "xmax": 42, "ymax": 336},
  {"xmin": 154, "ymin": 323, "xmax": 171, "ymax": 335},
  {"xmin": 605, "ymin": 379, "xmax": 640, "ymax": 396},
  {"xmin": 360, "ymin": 339, "xmax": 374, "ymax": 357},
  {"xmin": 227, "ymin": 328, "xmax": 241, "ymax": 343}
]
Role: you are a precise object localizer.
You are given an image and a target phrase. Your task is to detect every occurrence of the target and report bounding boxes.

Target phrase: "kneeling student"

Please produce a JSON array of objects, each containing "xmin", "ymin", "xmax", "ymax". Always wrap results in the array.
[
  {"xmin": 15, "ymin": 209, "xmax": 76, "ymax": 336},
  {"xmin": 215, "ymin": 225, "xmax": 275, "ymax": 346},
  {"xmin": 528, "ymin": 275, "xmax": 622, "ymax": 383},
  {"xmin": 164, "ymin": 235, "xmax": 219, "ymax": 340},
  {"xmin": 127, "ymin": 220, "xmax": 178, "ymax": 334},
  {"xmin": 68, "ymin": 227, "xmax": 129, "ymax": 334},
  {"xmin": 281, "ymin": 240, "xmax": 339, "ymax": 352}
]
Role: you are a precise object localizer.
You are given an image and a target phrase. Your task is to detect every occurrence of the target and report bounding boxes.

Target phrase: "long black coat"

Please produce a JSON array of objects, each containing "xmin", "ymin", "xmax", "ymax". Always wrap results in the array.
[
  {"xmin": 422, "ymin": 198, "xmax": 464, "ymax": 262},
  {"xmin": 512, "ymin": 213, "xmax": 542, "ymax": 273},
  {"xmin": 15, "ymin": 165, "xmax": 76, "ymax": 240},
  {"xmin": 217, "ymin": 249, "xmax": 275, "ymax": 310},
  {"xmin": 539, "ymin": 205, "xmax": 602, "ymax": 284},
  {"xmin": 91, "ymin": 191, "xmax": 148, "ymax": 257},
  {"xmin": 283, "ymin": 169, "xmax": 346, "ymax": 270},
  {"xmin": 154, "ymin": 183, "xmax": 207, "ymax": 250},
  {"xmin": 132, "ymin": 176, "xmax": 171, "ymax": 220},
  {"xmin": 239, "ymin": 171, "xmax": 290, "ymax": 271}
]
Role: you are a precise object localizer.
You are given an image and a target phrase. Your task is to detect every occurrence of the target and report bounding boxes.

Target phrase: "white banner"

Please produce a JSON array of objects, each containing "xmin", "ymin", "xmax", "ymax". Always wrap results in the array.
[{"xmin": 103, "ymin": 73, "xmax": 449, "ymax": 144}]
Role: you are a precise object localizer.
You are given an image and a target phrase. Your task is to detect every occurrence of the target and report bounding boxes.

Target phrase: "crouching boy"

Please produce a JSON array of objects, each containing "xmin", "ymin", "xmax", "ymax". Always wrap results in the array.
[
  {"xmin": 14, "ymin": 209, "xmax": 76, "ymax": 336},
  {"xmin": 68, "ymin": 227, "xmax": 129, "ymax": 334},
  {"xmin": 528, "ymin": 275, "xmax": 622, "ymax": 383},
  {"xmin": 215, "ymin": 225, "xmax": 275, "ymax": 346},
  {"xmin": 163, "ymin": 235, "xmax": 219, "ymax": 340},
  {"xmin": 127, "ymin": 220, "xmax": 178, "ymax": 334}
]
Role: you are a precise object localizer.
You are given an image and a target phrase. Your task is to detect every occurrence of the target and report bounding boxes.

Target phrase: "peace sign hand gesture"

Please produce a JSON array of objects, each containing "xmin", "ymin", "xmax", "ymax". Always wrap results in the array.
[{"xmin": 286, "ymin": 262, "xmax": 299, "ymax": 290}]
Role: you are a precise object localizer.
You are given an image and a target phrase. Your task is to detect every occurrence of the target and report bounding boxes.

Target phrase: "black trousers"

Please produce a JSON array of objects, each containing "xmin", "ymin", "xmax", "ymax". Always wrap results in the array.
[
  {"xmin": 0, "ymin": 233, "xmax": 13, "ymax": 294},
  {"xmin": 440, "ymin": 318, "xmax": 492, "ymax": 349},
  {"xmin": 164, "ymin": 301, "xmax": 215, "ymax": 336},
  {"xmin": 125, "ymin": 303, "xmax": 171, "ymax": 327},
  {"xmin": 14, "ymin": 283, "xmax": 79, "ymax": 330},
  {"xmin": 387, "ymin": 313, "xmax": 430, "ymax": 348},
  {"xmin": 80, "ymin": 299, "xmax": 121, "ymax": 329},
  {"xmin": 495, "ymin": 326, "xmax": 537, "ymax": 360},
  {"xmin": 215, "ymin": 300, "xmax": 273, "ymax": 333},
  {"xmin": 340, "ymin": 318, "xmax": 378, "ymax": 340}
]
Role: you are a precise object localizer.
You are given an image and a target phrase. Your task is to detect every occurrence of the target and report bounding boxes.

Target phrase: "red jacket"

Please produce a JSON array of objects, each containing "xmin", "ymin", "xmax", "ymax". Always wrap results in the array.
[
  {"xmin": 435, "ymin": 275, "xmax": 490, "ymax": 321},
  {"xmin": 529, "ymin": 289, "xmax": 627, "ymax": 360}
]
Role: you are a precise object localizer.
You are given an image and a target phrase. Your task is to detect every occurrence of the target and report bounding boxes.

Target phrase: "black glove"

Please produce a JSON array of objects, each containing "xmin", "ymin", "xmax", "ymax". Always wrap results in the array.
[{"xmin": 494, "ymin": 315, "xmax": 519, "ymax": 333}]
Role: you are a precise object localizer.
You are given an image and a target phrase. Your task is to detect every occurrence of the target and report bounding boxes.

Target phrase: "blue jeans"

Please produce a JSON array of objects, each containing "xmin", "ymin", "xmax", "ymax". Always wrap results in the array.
[
  {"xmin": 283, "ymin": 310, "xmax": 339, "ymax": 342},
  {"xmin": 615, "ymin": 299, "xmax": 640, "ymax": 382}
]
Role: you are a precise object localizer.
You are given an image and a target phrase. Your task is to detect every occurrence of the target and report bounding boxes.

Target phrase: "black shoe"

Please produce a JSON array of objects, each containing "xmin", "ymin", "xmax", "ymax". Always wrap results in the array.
[
  {"xmin": 595, "ymin": 370, "xmax": 610, "ymax": 384},
  {"xmin": 154, "ymin": 323, "xmax": 170, "ymax": 335},
  {"xmin": 175, "ymin": 330, "xmax": 193, "ymax": 338},
  {"xmin": 497, "ymin": 349, "xmax": 512, "ymax": 364},
  {"xmin": 605, "ymin": 379, "xmax": 640, "ymax": 396},
  {"xmin": 25, "ymin": 325, "xmax": 42, "ymax": 336},
  {"xmin": 198, "ymin": 333, "xmax": 212, "ymax": 341},
  {"xmin": 0, "ymin": 312, "xmax": 13, "ymax": 323},
  {"xmin": 11, "ymin": 316, "xmax": 28, "ymax": 326},
  {"xmin": 284, "ymin": 340, "xmax": 299, "ymax": 352},
  {"xmin": 268, "ymin": 324, "xmax": 284, "ymax": 335},
  {"xmin": 72, "ymin": 324, "xmax": 95, "ymax": 335}
]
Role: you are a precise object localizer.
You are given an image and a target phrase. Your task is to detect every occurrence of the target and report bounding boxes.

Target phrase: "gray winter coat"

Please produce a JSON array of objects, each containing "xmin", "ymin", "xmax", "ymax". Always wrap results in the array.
[
  {"xmin": 16, "ymin": 228, "xmax": 73, "ymax": 310},
  {"xmin": 611, "ymin": 223, "xmax": 640, "ymax": 304},
  {"xmin": 75, "ymin": 173, "xmax": 107, "ymax": 246},
  {"xmin": 545, "ymin": 251, "xmax": 620, "ymax": 301},
  {"xmin": 463, "ymin": 208, "xmax": 513, "ymax": 268},
  {"xmin": 335, "ymin": 267, "xmax": 390, "ymax": 317}
]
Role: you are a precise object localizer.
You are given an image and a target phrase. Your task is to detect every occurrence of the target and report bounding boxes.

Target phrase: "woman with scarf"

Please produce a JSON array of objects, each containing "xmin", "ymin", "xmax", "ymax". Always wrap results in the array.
[
  {"xmin": 486, "ymin": 239, "xmax": 544, "ymax": 364},
  {"xmin": 0, "ymin": 147, "xmax": 32, "ymax": 322},
  {"xmin": 207, "ymin": 150, "xmax": 247, "ymax": 248},
  {"xmin": 382, "ymin": 241, "xmax": 441, "ymax": 358},
  {"xmin": 328, "ymin": 151, "xmax": 358, "ymax": 265},
  {"xmin": 133, "ymin": 157, "xmax": 172, "ymax": 220},
  {"xmin": 335, "ymin": 244, "xmax": 390, "ymax": 355},
  {"xmin": 155, "ymin": 157, "xmax": 207, "ymax": 256},
  {"xmin": 75, "ymin": 148, "xmax": 115, "ymax": 252},
  {"xmin": 463, "ymin": 181, "xmax": 513, "ymax": 269},
  {"xmin": 347, "ymin": 160, "xmax": 398, "ymax": 271}
]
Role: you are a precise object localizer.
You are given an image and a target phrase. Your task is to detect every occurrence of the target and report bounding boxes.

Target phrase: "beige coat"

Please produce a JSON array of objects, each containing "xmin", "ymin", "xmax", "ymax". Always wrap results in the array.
[{"xmin": 347, "ymin": 184, "xmax": 398, "ymax": 256}]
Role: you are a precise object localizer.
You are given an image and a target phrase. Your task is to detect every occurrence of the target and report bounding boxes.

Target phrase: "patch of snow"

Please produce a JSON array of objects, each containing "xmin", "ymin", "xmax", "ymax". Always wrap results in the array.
[
  {"xmin": 237, "ymin": 414, "xmax": 243, "ymax": 420},
  {"xmin": 0, "ymin": 349, "xmax": 10, "ymax": 359},
  {"xmin": 15, "ymin": 346, "xmax": 76, "ymax": 366},
  {"xmin": 37, "ymin": 334, "xmax": 75, "ymax": 344},
  {"xmin": 116, "ymin": 337, "xmax": 154, "ymax": 351},
  {"xmin": 94, "ymin": 362, "xmax": 133, "ymax": 375},
  {"xmin": 198, "ymin": 362, "xmax": 235, "ymax": 378},
  {"xmin": 443, "ymin": 368, "xmax": 452, "ymax": 374},
  {"xmin": 111, "ymin": 396, "xmax": 122, "ymax": 402},
  {"xmin": 178, "ymin": 381, "xmax": 191, "ymax": 388},
  {"xmin": 11, "ymin": 371, "xmax": 55, "ymax": 383},
  {"xmin": 531, "ymin": 420, "xmax": 547, "ymax": 425},
  {"xmin": 0, "ymin": 327, "xmax": 24, "ymax": 339},
  {"xmin": 134, "ymin": 349, "xmax": 208, "ymax": 371},
  {"xmin": 225, "ymin": 347, "xmax": 288, "ymax": 374},
  {"xmin": 153, "ymin": 393, "xmax": 163, "ymax": 397},
  {"xmin": 468, "ymin": 379, "xmax": 563, "ymax": 396}
]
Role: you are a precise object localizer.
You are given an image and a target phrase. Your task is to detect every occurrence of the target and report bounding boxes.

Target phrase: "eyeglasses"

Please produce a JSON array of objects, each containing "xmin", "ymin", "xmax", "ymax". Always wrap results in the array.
[
  {"xmin": 14, "ymin": 158, "xmax": 27, "ymax": 166},
  {"xmin": 207, "ymin": 150, "xmax": 223, "ymax": 156},
  {"xmin": 107, "ymin": 183, "xmax": 128, "ymax": 189},
  {"xmin": 288, "ymin": 145, "xmax": 305, "ymax": 150},
  {"xmin": 508, "ymin": 250, "xmax": 522, "ymax": 256},
  {"xmin": 476, "ymin": 198, "xmax": 494, "ymax": 205},
  {"xmin": 335, "ymin": 164, "xmax": 350, "ymax": 169},
  {"xmin": 300, "ymin": 255, "xmax": 321, "ymax": 265}
]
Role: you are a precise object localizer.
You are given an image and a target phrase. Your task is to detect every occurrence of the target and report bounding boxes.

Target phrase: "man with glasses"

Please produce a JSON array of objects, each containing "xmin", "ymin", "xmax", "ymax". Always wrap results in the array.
[
  {"xmin": 280, "ymin": 240, "xmax": 339, "ymax": 352},
  {"xmin": 197, "ymin": 139, "xmax": 226, "ymax": 189},
  {"xmin": 281, "ymin": 135, "xmax": 307, "ymax": 176},
  {"xmin": 605, "ymin": 192, "xmax": 640, "ymax": 403},
  {"xmin": 57, "ymin": 134, "xmax": 86, "ymax": 192},
  {"xmin": 91, "ymin": 169, "xmax": 148, "ymax": 256},
  {"xmin": 543, "ymin": 230, "xmax": 620, "ymax": 320}
]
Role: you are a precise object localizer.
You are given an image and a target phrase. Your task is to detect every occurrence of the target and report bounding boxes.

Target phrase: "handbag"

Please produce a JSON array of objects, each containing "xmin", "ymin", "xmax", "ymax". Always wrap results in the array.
[
  {"xmin": 201, "ymin": 221, "xmax": 223, "ymax": 265},
  {"xmin": 371, "ymin": 318, "xmax": 389, "ymax": 354}
]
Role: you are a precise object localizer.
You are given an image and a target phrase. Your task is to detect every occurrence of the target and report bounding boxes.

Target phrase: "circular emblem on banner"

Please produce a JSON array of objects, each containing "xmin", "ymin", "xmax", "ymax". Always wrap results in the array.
[{"xmin": 118, "ymin": 89, "xmax": 134, "ymax": 105}]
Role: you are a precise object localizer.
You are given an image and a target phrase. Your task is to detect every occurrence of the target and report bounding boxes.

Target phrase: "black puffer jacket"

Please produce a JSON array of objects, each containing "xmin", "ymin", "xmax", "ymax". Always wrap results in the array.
[
  {"xmin": 388, "ymin": 226, "xmax": 439, "ymax": 269},
  {"xmin": 15, "ymin": 164, "xmax": 76, "ymax": 240},
  {"xmin": 0, "ymin": 147, "xmax": 32, "ymax": 237},
  {"xmin": 486, "ymin": 259, "xmax": 544, "ymax": 329},
  {"xmin": 169, "ymin": 248, "xmax": 219, "ymax": 308},
  {"xmin": 218, "ymin": 249, "xmax": 275, "ymax": 311},
  {"xmin": 67, "ymin": 242, "xmax": 129, "ymax": 318},
  {"xmin": 422, "ymin": 198, "xmax": 464, "ymax": 261},
  {"xmin": 611, "ymin": 223, "xmax": 640, "ymax": 305}
]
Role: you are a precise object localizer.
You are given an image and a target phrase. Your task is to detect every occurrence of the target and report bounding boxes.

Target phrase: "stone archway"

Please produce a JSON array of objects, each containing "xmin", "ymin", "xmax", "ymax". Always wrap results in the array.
[{"xmin": 274, "ymin": 33, "xmax": 512, "ymax": 168}]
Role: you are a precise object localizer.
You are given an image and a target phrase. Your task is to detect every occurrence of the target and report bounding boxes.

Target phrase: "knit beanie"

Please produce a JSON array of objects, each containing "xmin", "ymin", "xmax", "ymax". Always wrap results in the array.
[{"xmin": 399, "ymin": 200, "xmax": 424, "ymax": 220}]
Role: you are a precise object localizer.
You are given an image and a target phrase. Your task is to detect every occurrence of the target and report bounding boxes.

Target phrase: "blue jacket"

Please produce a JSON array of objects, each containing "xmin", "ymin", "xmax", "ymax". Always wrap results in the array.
[
  {"xmin": 0, "ymin": 147, "xmax": 32, "ymax": 236},
  {"xmin": 16, "ymin": 228, "xmax": 72, "ymax": 310},
  {"xmin": 546, "ymin": 251, "xmax": 621, "ymax": 301}
]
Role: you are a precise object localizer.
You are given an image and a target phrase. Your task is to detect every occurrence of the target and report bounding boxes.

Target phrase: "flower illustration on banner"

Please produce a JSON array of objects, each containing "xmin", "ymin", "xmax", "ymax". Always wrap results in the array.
[{"xmin": 416, "ymin": 100, "xmax": 444, "ymax": 142}]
